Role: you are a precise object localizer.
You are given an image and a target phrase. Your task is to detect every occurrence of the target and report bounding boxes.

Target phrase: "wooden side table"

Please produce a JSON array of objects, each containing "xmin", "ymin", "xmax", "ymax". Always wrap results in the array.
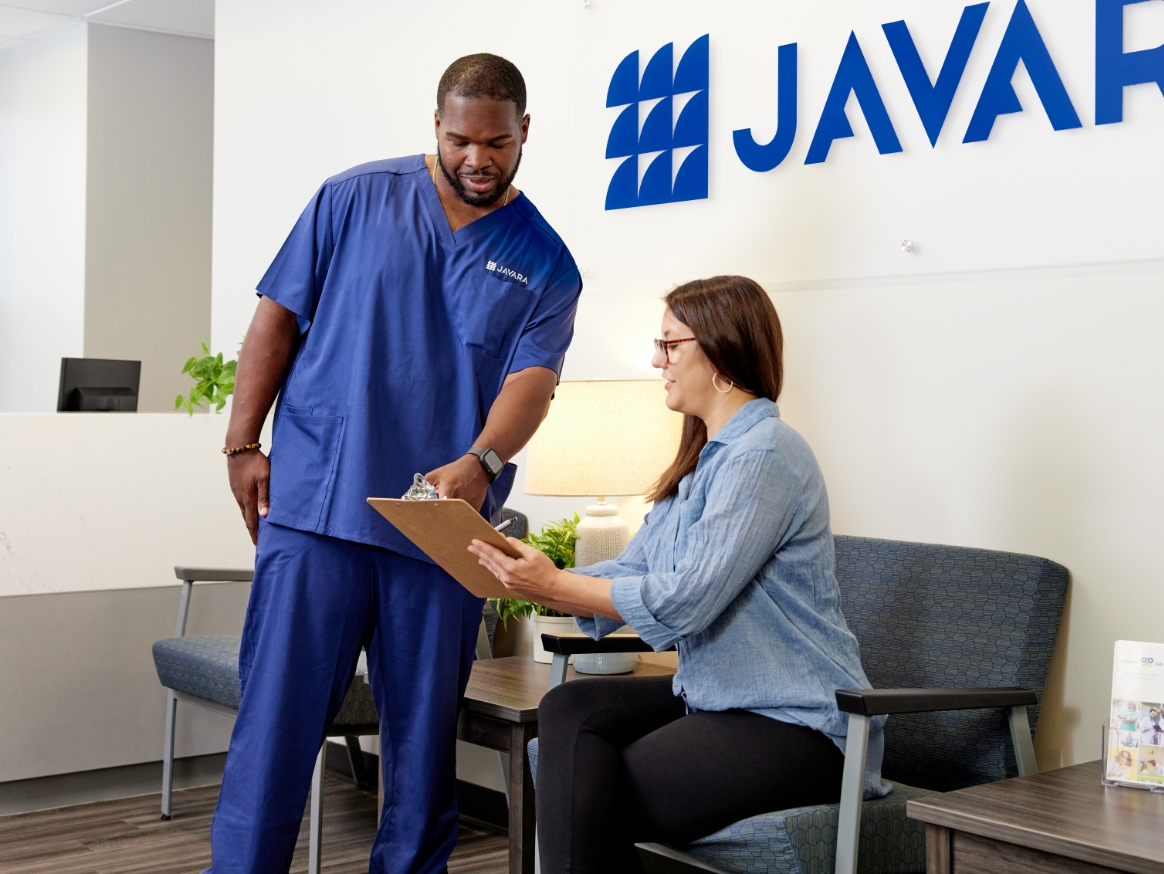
[
  {"xmin": 907, "ymin": 761, "xmax": 1164, "ymax": 874},
  {"xmin": 458, "ymin": 655, "xmax": 674, "ymax": 874}
]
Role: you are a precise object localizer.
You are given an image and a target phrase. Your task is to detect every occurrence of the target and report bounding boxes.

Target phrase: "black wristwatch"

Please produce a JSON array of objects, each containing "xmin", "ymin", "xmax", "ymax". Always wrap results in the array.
[{"xmin": 466, "ymin": 446, "xmax": 504, "ymax": 482}]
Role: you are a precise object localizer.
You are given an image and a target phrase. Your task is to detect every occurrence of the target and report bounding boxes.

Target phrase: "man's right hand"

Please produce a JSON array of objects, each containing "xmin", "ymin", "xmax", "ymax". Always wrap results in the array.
[
  {"xmin": 228, "ymin": 450, "xmax": 271, "ymax": 545},
  {"xmin": 225, "ymin": 296, "xmax": 300, "ymax": 546}
]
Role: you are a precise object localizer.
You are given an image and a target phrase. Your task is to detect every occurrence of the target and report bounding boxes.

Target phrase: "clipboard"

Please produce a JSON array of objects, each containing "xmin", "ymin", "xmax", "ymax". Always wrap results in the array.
[{"xmin": 366, "ymin": 498, "xmax": 523, "ymax": 598}]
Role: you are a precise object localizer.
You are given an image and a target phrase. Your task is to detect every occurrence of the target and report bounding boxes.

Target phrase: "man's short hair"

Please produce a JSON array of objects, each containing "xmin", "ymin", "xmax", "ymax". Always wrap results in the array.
[{"xmin": 437, "ymin": 54, "xmax": 527, "ymax": 116}]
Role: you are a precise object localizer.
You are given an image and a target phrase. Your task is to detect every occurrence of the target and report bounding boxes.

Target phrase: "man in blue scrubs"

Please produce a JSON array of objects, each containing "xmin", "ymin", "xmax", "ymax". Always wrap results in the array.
[{"xmin": 209, "ymin": 54, "xmax": 581, "ymax": 874}]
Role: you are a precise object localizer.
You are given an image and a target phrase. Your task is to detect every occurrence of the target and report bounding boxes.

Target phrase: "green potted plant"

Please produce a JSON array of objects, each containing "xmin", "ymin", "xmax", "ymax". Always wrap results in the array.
[
  {"xmin": 175, "ymin": 341, "xmax": 237, "ymax": 414},
  {"xmin": 489, "ymin": 513, "xmax": 578, "ymax": 663}
]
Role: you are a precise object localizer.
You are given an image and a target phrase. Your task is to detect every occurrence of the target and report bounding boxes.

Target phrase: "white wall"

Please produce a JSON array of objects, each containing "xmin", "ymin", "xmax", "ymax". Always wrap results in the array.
[
  {"xmin": 0, "ymin": 23, "xmax": 214, "ymax": 413},
  {"xmin": 0, "ymin": 25, "xmax": 88, "ymax": 413},
  {"xmin": 211, "ymin": 0, "xmax": 1164, "ymax": 772},
  {"xmin": 85, "ymin": 25, "xmax": 214, "ymax": 413},
  {"xmin": 209, "ymin": 0, "xmax": 582, "ymax": 353}
]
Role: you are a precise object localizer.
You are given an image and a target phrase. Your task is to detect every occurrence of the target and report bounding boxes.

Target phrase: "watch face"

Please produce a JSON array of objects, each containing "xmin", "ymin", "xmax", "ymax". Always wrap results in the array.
[{"xmin": 482, "ymin": 449, "xmax": 504, "ymax": 477}]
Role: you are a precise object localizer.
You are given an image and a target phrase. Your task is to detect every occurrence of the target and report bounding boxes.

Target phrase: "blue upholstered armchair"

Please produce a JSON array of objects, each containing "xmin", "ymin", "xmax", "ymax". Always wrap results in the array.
[
  {"xmin": 151, "ymin": 509, "xmax": 527, "ymax": 873},
  {"xmin": 529, "ymin": 535, "xmax": 1069, "ymax": 874}
]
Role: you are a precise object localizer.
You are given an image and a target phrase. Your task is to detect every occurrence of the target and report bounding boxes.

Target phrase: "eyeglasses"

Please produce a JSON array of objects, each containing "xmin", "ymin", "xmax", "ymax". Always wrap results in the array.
[{"xmin": 653, "ymin": 337, "xmax": 696, "ymax": 363}]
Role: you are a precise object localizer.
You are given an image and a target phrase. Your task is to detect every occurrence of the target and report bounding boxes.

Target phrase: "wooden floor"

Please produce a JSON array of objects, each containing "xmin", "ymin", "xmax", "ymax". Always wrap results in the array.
[{"xmin": 0, "ymin": 776, "xmax": 508, "ymax": 874}]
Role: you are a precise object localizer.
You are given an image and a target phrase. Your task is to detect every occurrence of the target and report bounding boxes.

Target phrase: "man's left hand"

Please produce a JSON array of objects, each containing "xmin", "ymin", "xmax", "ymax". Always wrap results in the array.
[{"xmin": 425, "ymin": 454, "xmax": 490, "ymax": 510}]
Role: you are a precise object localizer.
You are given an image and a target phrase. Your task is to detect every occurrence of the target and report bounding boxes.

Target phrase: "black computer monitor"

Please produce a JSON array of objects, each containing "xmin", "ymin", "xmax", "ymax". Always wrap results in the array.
[{"xmin": 57, "ymin": 358, "xmax": 141, "ymax": 412}]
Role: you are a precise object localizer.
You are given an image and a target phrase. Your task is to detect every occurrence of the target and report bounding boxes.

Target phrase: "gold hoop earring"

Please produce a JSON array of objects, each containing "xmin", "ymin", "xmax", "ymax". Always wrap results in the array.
[{"xmin": 712, "ymin": 373, "xmax": 733, "ymax": 394}]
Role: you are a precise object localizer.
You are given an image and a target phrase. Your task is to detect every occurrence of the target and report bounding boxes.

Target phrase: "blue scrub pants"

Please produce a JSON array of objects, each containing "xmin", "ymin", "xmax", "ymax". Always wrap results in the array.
[{"xmin": 206, "ymin": 520, "xmax": 483, "ymax": 874}]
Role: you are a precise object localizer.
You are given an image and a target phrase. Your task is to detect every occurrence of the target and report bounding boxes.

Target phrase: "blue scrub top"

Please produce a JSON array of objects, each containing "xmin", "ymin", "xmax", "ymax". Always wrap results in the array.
[{"xmin": 256, "ymin": 155, "xmax": 582, "ymax": 562}]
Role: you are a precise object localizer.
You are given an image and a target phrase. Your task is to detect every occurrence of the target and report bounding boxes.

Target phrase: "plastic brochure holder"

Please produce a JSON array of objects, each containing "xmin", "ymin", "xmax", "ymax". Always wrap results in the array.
[{"xmin": 1103, "ymin": 640, "xmax": 1164, "ymax": 792}]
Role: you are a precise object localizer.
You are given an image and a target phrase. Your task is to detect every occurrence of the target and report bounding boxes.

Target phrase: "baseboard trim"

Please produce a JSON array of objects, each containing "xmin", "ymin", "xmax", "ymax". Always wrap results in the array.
[{"xmin": 0, "ymin": 752, "xmax": 227, "ymax": 817}]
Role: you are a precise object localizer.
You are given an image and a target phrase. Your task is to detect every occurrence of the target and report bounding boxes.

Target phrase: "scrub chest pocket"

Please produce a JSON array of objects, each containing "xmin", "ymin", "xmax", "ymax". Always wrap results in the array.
[
  {"xmin": 268, "ymin": 409, "xmax": 345, "ymax": 530},
  {"xmin": 453, "ymin": 275, "xmax": 533, "ymax": 358}
]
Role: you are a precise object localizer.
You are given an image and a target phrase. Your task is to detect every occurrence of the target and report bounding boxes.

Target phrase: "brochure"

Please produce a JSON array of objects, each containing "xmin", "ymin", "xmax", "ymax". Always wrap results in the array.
[{"xmin": 1106, "ymin": 640, "xmax": 1164, "ymax": 789}]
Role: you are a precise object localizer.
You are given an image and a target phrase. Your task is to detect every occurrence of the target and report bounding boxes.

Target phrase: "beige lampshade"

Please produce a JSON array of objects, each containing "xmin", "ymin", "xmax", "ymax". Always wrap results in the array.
[{"xmin": 525, "ymin": 380, "xmax": 683, "ymax": 497}]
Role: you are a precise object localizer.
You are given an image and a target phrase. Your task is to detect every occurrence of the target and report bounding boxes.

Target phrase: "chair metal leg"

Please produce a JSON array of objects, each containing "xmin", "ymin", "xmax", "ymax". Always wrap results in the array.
[
  {"xmin": 476, "ymin": 618, "xmax": 493, "ymax": 661},
  {"xmin": 635, "ymin": 843, "xmax": 726, "ymax": 872},
  {"xmin": 548, "ymin": 653, "xmax": 569, "ymax": 690},
  {"xmin": 834, "ymin": 712, "xmax": 871, "ymax": 874},
  {"xmin": 1008, "ymin": 705, "xmax": 1039, "ymax": 776},
  {"xmin": 497, "ymin": 752, "xmax": 510, "ymax": 804},
  {"xmin": 308, "ymin": 744, "xmax": 324, "ymax": 874},
  {"xmin": 344, "ymin": 736, "xmax": 371, "ymax": 790},
  {"xmin": 174, "ymin": 580, "xmax": 194, "ymax": 637},
  {"xmin": 160, "ymin": 690, "xmax": 177, "ymax": 819}
]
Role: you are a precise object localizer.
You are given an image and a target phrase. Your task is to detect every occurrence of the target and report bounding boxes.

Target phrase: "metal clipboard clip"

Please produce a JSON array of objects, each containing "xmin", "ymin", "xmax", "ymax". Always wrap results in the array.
[{"xmin": 401, "ymin": 473, "xmax": 439, "ymax": 500}]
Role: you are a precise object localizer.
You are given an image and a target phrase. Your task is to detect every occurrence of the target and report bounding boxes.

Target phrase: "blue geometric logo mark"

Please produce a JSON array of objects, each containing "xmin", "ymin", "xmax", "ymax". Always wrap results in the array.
[{"xmin": 605, "ymin": 35, "xmax": 709, "ymax": 210}]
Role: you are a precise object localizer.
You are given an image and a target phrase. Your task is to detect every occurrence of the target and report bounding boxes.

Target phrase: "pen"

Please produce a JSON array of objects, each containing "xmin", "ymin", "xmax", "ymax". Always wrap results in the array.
[{"xmin": 494, "ymin": 518, "xmax": 513, "ymax": 534}]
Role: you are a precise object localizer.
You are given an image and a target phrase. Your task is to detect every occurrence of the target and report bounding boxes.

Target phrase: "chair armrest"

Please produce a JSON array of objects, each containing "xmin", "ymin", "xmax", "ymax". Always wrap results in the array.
[
  {"xmin": 835, "ymin": 687, "xmax": 1037, "ymax": 716},
  {"xmin": 169, "ymin": 568, "xmax": 254, "ymax": 637},
  {"xmin": 541, "ymin": 632, "xmax": 656, "ymax": 655},
  {"xmin": 174, "ymin": 567, "xmax": 254, "ymax": 583},
  {"xmin": 828, "ymin": 685, "xmax": 1040, "ymax": 873}
]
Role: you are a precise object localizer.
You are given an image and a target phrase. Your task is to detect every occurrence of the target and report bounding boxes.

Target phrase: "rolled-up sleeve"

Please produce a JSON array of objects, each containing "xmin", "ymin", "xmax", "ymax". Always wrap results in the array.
[
  {"xmin": 569, "ymin": 517, "xmax": 650, "ymax": 639},
  {"xmin": 612, "ymin": 449, "xmax": 805, "ymax": 652}
]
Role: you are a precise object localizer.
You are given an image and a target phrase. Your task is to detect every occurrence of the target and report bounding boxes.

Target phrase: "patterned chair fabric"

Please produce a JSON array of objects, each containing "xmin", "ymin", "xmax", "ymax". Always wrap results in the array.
[
  {"xmin": 528, "ymin": 736, "xmax": 540, "ymax": 782},
  {"xmin": 331, "ymin": 673, "xmax": 379, "ymax": 731},
  {"xmin": 152, "ymin": 635, "xmax": 379, "ymax": 731},
  {"xmin": 834, "ymin": 535, "xmax": 1068, "ymax": 793},
  {"xmin": 528, "ymin": 535, "xmax": 1068, "ymax": 874},
  {"xmin": 499, "ymin": 506, "xmax": 529, "ymax": 540},
  {"xmin": 684, "ymin": 783, "xmax": 938, "ymax": 874},
  {"xmin": 154, "ymin": 635, "xmax": 242, "ymax": 708}
]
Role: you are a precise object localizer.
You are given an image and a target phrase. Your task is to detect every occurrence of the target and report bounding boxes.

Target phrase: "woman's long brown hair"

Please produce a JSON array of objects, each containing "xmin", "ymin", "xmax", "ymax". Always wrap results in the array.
[{"xmin": 646, "ymin": 276, "xmax": 784, "ymax": 503}]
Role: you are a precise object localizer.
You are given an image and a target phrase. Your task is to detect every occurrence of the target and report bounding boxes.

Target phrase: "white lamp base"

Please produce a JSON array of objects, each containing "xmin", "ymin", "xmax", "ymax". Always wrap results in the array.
[
  {"xmin": 574, "ymin": 498, "xmax": 637, "ymax": 675},
  {"xmin": 575, "ymin": 499, "xmax": 629, "ymax": 565}
]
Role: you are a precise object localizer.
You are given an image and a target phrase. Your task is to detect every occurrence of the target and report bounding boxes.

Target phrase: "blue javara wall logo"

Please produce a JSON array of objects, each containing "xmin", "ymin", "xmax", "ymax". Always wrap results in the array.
[
  {"xmin": 605, "ymin": 35, "xmax": 709, "ymax": 210},
  {"xmin": 603, "ymin": 1, "xmax": 1163, "ymax": 203},
  {"xmin": 736, "ymin": 0, "xmax": 1164, "ymax": 169}
]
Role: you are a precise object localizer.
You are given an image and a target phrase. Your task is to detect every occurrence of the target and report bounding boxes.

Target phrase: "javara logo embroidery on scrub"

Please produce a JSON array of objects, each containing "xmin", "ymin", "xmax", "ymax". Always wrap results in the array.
[{"xmin": 486, "ymin": 260, "xmax": 530, "ymax": 285}]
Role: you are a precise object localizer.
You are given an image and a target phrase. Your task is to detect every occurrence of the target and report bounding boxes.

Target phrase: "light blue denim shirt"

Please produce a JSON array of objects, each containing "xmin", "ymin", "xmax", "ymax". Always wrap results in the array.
[{"xmin": 574, "ymin": 398, "xmax": 890, "ymax": 798}]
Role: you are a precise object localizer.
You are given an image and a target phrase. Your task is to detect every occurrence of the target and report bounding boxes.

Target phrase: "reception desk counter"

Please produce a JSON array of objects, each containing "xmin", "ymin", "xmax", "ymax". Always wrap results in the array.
[{"xmin": 0, "ymin": 412, "xmax": 261, "ymax": 797}]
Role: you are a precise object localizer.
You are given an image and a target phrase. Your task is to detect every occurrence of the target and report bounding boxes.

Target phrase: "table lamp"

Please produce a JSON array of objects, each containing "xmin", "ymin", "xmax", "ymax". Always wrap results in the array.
[
  {"xmin": 526, "ymin": 379, "xmax": 683, "ymax": 561},
  {"xmin": 525, "ymin": 380, "xmax": 683, "ymax": 672}
]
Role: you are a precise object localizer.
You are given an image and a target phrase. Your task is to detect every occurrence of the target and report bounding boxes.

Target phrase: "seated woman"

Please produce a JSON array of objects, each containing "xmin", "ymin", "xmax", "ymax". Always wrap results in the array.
[{"xmin": 470, "ymin": 276, "xmax": 889, "ymax": 874}]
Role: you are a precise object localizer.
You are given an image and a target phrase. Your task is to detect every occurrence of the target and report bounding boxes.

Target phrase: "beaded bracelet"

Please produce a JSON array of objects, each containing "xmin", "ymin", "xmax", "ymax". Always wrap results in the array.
[{"xmin": 222, "ymin": 443, "xmax": 262, "ymax": 457}]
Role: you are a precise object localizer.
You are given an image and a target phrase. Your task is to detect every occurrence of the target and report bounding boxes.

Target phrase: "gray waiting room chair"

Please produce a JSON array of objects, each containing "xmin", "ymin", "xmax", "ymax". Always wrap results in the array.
[
  {"xmin": 151, "ymin": 567, "xmax": 379, "ymax": 874},
  {"xmin": 151, "ymin": 510, "xmax": 526, "ymax": 873},
  {"xmin": 529, "ymin": 535, "xmax": 1069, "ymax": 874}
]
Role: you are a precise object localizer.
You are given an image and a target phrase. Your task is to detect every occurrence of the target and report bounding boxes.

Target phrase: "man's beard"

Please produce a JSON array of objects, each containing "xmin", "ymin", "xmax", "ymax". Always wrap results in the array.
[{"xmin": 437, "ymin": 147, "xmax": 522, "ymax": 207}]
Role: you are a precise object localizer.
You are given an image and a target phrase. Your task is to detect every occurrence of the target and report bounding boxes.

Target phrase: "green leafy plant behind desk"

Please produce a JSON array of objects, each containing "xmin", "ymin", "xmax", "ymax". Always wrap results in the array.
[
  {"xmin": 490, "ymin": 512, "xmax": 579, "ymax": 627},
  {"xmin": 176, "ymin": 341, "xmax": 237, "ymax": 414}
]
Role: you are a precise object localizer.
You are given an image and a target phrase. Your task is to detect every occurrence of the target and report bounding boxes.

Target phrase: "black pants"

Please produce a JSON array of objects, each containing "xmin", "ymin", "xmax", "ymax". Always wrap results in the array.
[{"xmin": 535, "ymin": 675, "xmax": 846, "ymax": 874}]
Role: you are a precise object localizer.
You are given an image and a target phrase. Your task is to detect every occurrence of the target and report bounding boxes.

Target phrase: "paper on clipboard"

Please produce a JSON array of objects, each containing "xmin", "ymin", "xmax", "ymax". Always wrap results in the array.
[{"xmin": 366, "ymin": 497, "xmax": 522, "ymax": 599}]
